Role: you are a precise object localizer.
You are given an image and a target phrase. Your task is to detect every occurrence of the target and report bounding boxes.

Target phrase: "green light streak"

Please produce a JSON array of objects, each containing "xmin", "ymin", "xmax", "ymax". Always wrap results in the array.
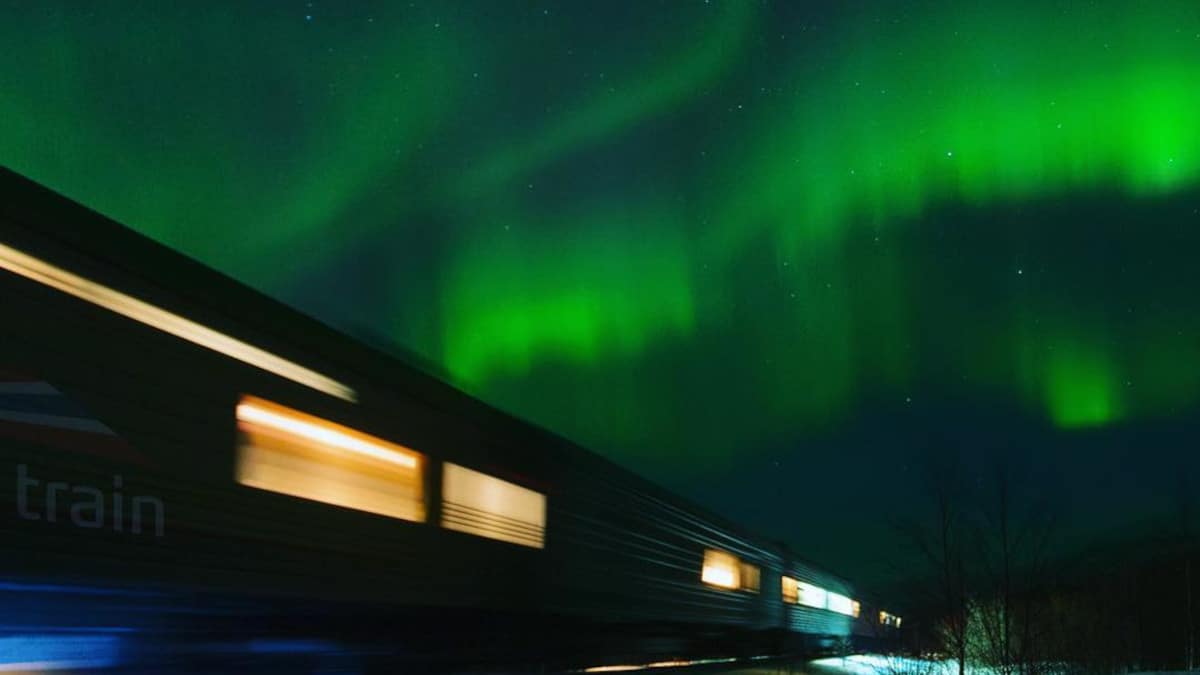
[{"xmin": 461, "ymin": 1, "xmax": 755, "ymax": 194}]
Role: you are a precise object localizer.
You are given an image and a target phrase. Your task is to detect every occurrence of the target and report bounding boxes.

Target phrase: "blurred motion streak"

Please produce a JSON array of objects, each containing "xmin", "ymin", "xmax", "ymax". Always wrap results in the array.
[
  {"xmin": 580, "ymin": 657, "xmax": 740, "ymax": 672},
  {"xmin": 0, "ymin": 242, "xmax": 356, "ymax": 402},
  {"xmin": 0, "ymin": 634, "xmax": 122, "ymax": 672}
]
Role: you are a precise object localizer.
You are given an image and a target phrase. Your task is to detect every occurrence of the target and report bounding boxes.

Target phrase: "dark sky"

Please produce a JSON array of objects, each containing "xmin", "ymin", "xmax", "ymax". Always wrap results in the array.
[{"xmin": 2, "ymin": 0, "xmax": 1198, "ymax": 589}]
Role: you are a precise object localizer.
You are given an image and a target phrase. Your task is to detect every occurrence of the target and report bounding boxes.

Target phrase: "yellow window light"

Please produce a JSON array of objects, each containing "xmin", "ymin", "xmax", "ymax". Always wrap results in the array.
[
  {"xmin": 441, "ymin": 462, "xmax": 547, "ymax": 549},
  {"xmin": 237, "ymin": 399, "xmax": 416, "ymax": 469},
  {"xmin": 236, "ymin": 396, "xmax": 424, "ymax": 522},
  {"xmin": 700, "ymin": 549, "xmax": 741, "ymax": 589},
  {"xmin": 0, "ymin": 242, "xmax": 356, "ymax": 402},
  {"xmin": 739, "ymin": 562, "xmax": 761, "ymax": 593},
  {"xmin": 782, "ymin": 576, "xmax": 799, "ymax": 604}
]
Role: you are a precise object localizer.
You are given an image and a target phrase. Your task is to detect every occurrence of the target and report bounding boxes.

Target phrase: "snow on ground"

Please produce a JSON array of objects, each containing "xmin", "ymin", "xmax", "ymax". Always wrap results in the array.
[{"xmin": 806, "ymin": 655, "xmax": 1195, "ymax": 675}]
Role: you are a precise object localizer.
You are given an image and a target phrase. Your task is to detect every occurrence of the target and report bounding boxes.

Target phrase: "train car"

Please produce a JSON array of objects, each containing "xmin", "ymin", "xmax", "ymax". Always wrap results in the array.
[{"xmin": 0, "ymin": 167, "xmax": 900, "ymax": 672}]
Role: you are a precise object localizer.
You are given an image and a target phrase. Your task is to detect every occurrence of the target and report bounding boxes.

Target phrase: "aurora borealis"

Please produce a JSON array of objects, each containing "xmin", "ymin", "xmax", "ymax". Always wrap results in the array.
[{"xmin": 2, "ymin": 0, "xmax": 1199, "ymax": 584}]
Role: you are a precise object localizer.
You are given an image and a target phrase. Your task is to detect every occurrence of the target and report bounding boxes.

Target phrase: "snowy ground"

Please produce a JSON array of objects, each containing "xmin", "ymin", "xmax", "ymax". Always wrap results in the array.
[{"xmin": 798, "ymin": 655, "xmax": 1193, "ymax": 675}]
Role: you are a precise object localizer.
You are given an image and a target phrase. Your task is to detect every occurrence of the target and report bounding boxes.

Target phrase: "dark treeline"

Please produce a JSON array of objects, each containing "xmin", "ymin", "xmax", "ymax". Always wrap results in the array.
[{"xmin": 884, "ymin": 450, "xmax": 1196, "ymax": 675}]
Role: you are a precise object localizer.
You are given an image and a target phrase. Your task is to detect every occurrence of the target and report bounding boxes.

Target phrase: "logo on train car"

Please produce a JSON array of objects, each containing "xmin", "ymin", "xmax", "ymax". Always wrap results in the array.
[
  {"xmin": 0, "ymin": 371, "xmax": 150, "ymax": 465},
  {"xmin": 2, "ymin": 371, "xmax": 164, "ymax": 536}
]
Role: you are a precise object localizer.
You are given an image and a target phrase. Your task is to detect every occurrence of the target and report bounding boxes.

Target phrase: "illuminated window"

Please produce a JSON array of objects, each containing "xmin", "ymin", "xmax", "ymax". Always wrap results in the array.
[
  {"xmin": 782, "ymin": 576, "xmax": 799, "ymax": 604},
  {"xmin": 0, "ymin": 243, "xmax": 356, "ymax": 402},
  {"xmin": 701, "ymin": 550, "xmax": 740, "ymax": 589},
  {"xmin": 739, "ymin": 562, "xmax": 761, "ymax": 593},
  {"xmin": 797, "ymin": 581, "xmax": 828, "ymax": 609},
  {"xmin": 880, "ymin": 610, "xmax": 903, "ymax": 628},
  {"xmin": 828, "ymin": 592, "xmax": 855, "ymax": 616},
  {"xmin": 236, "ymin": 396, "xmax": 424, "ymax": 521},
  {"xmin": 441, "ymin": 463, "xmax": 546, "ymax": 549},
  {"xmin": 852, "ymin": 600, "xmax": 862, "ymax": 618}
]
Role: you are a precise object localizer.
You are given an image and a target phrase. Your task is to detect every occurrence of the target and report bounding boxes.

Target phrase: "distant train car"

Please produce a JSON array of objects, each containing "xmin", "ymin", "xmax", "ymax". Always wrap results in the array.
[{"xmin": 0, "ymin": 167, "xmax": 901, "ymax": 672}]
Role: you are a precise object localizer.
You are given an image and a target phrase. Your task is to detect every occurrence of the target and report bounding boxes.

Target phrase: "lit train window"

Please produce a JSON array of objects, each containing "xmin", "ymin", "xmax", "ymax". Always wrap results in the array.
[
  {"xmin": 701, "ymin": 550, "xmax": 740, "ymax": 589},
  {"xmin": 781, "ymin": 576, "xmax": 799, "ymax": 604},
  {"xmin": 852, "ymin": 600, "xmax": 862, "ymax": 618},
  {"xmin": 880, "ymin": 610, "xmax": 903, "ymax": 627},
  {"xmin": 0, "ymin": 243, "xmax": 356, "ymax": 402},
  {"xmin": 739, "ymin": 562, "xmax": 761, "ymax": 593},
  {"xmin": 235, "ymin": 396, "xmax": 425, "ymax": 522},
  {"xmin": 828, "ymin": 592, "xmax": 856, "ymax": 616},
  {"xmin": 441, "ymin": 463, "xmax": 546, "ymax": 549},
  {"xmin": 797, "ymin": 581, "xmax": 828, "ymax": 609}
]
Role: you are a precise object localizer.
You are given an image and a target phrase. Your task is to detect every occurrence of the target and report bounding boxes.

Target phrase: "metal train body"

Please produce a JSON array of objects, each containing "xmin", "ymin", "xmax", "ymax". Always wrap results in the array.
[{"xmin": 0, "ymin": 168, "xmax": 899, "ymax": 672}]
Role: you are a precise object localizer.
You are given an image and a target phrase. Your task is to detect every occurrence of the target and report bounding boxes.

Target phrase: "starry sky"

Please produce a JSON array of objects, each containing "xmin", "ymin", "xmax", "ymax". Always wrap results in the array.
[{"xmin": 2, "ymin": 0, "xmax": 1199, "ymax": 589}]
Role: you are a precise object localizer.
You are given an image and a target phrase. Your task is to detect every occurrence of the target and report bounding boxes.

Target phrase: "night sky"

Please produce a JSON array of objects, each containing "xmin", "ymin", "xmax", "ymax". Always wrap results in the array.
[{"xmin": 2, "ymin": 0, "xmax": 1199, "ymax": 589}]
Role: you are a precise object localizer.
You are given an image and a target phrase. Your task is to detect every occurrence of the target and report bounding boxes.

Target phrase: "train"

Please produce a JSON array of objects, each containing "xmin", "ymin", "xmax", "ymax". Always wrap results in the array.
[{"xmin": 0, "ymin": 166, "xmax": 901, "ymax": 673}]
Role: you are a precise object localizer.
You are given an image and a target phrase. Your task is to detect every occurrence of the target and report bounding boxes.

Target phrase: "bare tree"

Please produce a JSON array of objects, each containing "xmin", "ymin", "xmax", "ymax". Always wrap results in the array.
[
  {"xmin": 969, "ymin": 458, "xmax": 1058, "ymax": 675},
  {"xmin": 894, "ymin": 449, "xmax": 970, "ymax": 675}
]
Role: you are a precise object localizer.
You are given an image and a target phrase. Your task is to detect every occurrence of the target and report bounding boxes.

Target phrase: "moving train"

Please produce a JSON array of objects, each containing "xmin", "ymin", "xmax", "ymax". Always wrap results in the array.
[{"xmin": 0, "ymin": 167, "xmax": 901, "ymax": 672}]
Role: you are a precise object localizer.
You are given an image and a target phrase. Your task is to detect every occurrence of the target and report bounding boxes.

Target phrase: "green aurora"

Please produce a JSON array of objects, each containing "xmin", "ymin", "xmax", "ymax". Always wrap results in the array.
[{"xmin": 1, "ymin": 0, "xmax": 1198, "ymax": 485}]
